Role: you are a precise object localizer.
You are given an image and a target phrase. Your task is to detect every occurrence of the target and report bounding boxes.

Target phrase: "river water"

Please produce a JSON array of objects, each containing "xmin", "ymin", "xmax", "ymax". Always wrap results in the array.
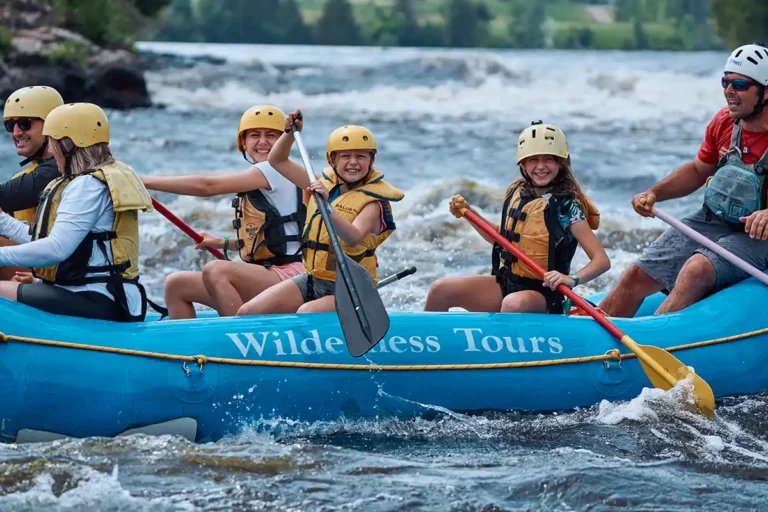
[{"xmin": 1, "ymin": 43, "xmax": 766, "ymax": 510}]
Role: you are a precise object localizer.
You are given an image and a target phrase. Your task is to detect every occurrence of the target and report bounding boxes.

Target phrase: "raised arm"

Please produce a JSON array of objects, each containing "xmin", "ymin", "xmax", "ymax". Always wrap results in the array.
[
  {"xmin": 268, "ymin": 110, "xmax": 313, "ymax": 190},
  {"xmin": 142, "ymin": 167, "xmax": 270, "ymax": 197}
]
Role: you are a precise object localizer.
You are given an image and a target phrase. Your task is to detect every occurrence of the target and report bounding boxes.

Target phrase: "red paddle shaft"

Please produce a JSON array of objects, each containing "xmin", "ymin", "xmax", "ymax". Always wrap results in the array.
[{"xmin": 152, "ymin": 198, "xmax": 225, "ymax": 260}]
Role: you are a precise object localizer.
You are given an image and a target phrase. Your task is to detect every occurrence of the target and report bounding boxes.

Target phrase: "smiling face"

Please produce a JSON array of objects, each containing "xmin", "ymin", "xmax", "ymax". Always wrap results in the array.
[
  {"xmin": 243, "ymin": 128, "xmax": 281, "ymax": 163},
  {"xmin": 332, "ymin": 150, "xmax": 374, "ymax": 184},
  {"xmin": 723, "ymin": 72, "xmax": 766, "ymax": 120},
  {"xmin": 8, "ymin": 117, "xmax": 45, "ymax": 158},
  {"xmin": 521, "ymin": 154, "xmax": 561, "ymax": 188}
]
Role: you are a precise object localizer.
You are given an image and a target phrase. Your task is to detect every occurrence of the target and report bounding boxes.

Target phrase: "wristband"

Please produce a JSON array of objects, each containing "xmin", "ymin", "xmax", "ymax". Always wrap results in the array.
[
  {"xmin": 223, "ymin": 236, "xmax": 230, "ymax": 260},
  {"xmin": 569, "ymin": 274, "xmax": 580, "ymax": 287}
]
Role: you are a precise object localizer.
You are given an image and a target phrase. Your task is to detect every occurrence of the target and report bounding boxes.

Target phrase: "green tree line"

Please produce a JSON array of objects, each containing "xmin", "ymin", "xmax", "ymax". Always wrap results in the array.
[{"xmin": 40, "ymin": 0, "xmax": 766, "ymax": 51}]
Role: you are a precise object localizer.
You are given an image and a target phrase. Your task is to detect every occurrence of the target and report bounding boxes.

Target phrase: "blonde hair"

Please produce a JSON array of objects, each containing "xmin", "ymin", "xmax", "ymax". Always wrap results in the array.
[{"xmin": 48, "ymin": 137, "xmax": 114, "ymax": 177}]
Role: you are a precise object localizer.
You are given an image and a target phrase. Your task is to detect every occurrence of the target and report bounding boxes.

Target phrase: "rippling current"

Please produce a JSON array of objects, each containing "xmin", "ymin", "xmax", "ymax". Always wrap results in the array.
[{"xmin": 1, "ymin": 44, "xmax": 765, "ymax": 510}]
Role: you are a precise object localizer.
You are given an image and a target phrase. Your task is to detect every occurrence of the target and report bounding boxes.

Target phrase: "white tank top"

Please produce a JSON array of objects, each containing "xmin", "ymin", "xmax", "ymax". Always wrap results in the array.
[{"xmin": 254, "ymin": 161, "xmax": 302, "ymax": 257}]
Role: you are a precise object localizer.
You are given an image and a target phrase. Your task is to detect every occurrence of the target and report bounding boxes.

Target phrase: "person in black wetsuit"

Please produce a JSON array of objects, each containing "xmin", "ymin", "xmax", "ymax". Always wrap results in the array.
[{"xmin": 1, "ymin": 86, "xmax": 64, "ymax": 280}]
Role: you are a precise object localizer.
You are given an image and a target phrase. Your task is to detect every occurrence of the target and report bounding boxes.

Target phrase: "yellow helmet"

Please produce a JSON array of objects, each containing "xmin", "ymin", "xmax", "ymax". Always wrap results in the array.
[
  {"xmin": 516, "ymin": 122, "xmax": 569, "ymax": 164},
  {"xmin": 43, "ymin": 103, "xmax": 110, "ymax": 147},
  {"xmin": 3, "ymin": 86, "xmax": 64, "ymax": 120},
  {"xmin": 237, "ymin": 105, "xmax": 285, "ymax": 151},
  {"xmin": 326, "ymin": 125, "xmax": 377, "ymax": 162}
]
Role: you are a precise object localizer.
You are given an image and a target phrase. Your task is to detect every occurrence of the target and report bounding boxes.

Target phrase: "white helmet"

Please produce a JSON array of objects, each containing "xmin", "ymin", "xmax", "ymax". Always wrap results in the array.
[{"xmin": 724, "ymin": 43, "xmax": 768, "ymax": 86}]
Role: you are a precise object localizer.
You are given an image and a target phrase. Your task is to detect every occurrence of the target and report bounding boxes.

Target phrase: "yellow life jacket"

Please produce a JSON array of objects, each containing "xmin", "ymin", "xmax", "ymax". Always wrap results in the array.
[
  {"xmin": 233, "ymin": 188, "xmax": 306, "ymax": 266},
  {"xmin": 493, "ymin": 181, "xmax": 599, "ymax": 280},
  {"xmin": 302, "ymin": 168, "xmax": 404, "ymax": 284},
  {"xmin": 10, "ymin": 165, "xmax": 38, "ymax": 224},
  {"xmin": 31, "ymin": 161, "xmax": 153, "ymax": 319}
]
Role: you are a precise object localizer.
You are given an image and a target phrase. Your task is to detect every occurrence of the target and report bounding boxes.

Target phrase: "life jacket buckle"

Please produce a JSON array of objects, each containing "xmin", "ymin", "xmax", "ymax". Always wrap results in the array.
[{"xmin": 232, "ymin": 219, "xmax": 241, "ymax": 229}]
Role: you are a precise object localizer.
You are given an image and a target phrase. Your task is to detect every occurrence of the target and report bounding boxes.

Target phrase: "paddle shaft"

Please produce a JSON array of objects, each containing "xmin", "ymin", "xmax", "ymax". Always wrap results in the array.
[
  {"xmin": 152, "ymin": 198, "xmax": 225, "ymax": 260},
  {"xmin": 461, "ymin": 208, "xmax": 679, "ymax": 388},
  {"xmin": 377, "ymin": 266, "xmax": 417, "ymax": 288},
  {"xmin": 653, "ymin": 206, "xmax": 768, "ymax": 286},
  {"xmin": 291, "ymin": 129, "xmax": 373, "ymax": 337}
]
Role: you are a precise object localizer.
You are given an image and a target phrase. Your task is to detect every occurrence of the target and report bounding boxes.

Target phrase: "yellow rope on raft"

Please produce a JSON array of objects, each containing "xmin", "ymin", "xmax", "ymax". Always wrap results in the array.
[{"xmin": 1, "ymin": 328, "xmax": 767, "ymax": 371}]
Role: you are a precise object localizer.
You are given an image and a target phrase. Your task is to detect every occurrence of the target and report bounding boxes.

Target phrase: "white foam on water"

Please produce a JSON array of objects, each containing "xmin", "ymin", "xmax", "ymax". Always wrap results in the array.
[{"xmin": 0, "ymin": 466, "xmax": 190, "ymax": 512}]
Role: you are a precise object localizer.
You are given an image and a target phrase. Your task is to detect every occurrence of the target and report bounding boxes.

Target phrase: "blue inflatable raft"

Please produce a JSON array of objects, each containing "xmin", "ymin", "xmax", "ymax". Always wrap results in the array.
[{"xmin": 1, "ymin": 277, "xmax": 766, "ymax": 443}]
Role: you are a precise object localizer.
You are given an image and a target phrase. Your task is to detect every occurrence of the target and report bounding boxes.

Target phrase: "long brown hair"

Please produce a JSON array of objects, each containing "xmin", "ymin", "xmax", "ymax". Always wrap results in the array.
[{"xmin": 515, "ymin": 156, "xmax": 590, "ymax": 212}]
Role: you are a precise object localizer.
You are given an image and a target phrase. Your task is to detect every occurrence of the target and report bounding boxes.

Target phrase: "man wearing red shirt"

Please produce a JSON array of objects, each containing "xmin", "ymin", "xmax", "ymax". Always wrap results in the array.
[{"xmin": 601, "ymin": 43, "xmax": 768, "ymax": 317}]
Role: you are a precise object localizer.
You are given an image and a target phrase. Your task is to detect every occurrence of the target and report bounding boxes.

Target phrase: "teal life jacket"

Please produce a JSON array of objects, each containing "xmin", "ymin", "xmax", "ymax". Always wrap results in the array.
[{"xmin": 703, "ymin": 121, "xmax": 768, "ymax": 224}]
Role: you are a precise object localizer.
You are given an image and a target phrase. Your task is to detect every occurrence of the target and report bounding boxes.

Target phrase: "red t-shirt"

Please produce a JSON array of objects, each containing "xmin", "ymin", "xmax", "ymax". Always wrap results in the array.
[{"xmin": 697, "ymin": 107, "xmax": 768, "ymax": 165}]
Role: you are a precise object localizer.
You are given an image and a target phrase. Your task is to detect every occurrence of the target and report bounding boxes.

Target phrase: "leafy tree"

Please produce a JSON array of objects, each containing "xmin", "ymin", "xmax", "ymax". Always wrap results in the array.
[
  {"xmin": 711, "ymin": 0, "xmax": 768, "ymax": 48},
  {"xmin": 446, "ymin": 0, "xmax": 479, "ymax": 47},
  {"xmin": 275, "ymin": 0, "xmax": 312, "ymax": 44},
  {"xmin": 633, "ymin": 18, "xmax": 649, "ymax": 49},
  {"xmin": 314, "ymin": 0, "xmax": 363, "ymax": 45},
  {"xmin": 508, "ymin": 0, "xmax": 546, "ymax": 48}
]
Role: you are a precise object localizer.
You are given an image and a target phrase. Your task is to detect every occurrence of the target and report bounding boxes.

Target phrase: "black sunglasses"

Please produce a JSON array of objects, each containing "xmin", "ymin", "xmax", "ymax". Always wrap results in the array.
[
  {"xmin": 3, "ymin": 117, "xmax": 38, "ymax": 133},
  {"xmin": 722, "ymin": 76, "xmax": 755, "ymax": 92}
]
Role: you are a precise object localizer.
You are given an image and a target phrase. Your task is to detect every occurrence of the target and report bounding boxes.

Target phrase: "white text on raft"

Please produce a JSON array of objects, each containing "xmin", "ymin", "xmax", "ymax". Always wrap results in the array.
[{"xmin": 225, "ymin": 328, "xmax": 563, "ymax": 358}]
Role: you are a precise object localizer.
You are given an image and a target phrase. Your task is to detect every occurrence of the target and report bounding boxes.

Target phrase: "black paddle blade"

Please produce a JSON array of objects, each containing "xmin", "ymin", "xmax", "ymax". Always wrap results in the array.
[{"xmin": 335, "ymin": 256, "xmax": 390, "ymax": 357}]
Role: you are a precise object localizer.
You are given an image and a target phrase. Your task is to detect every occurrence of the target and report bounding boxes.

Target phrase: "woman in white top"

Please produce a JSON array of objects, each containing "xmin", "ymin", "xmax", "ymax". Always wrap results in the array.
[
  {"xmin": 142, "ymin": 105, "xmax": 306, "ymax": 319},
  {"xmin": 0, "ymin": 103, "xmax": 153, "ymax": 321}
]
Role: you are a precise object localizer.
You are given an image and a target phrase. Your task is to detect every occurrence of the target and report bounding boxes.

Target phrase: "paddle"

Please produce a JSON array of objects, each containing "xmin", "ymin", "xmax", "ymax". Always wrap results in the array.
[
  {"xmin": 151, "ymin": 198, "xmax": 226, "ymax": 260},
  {"xmin": 458, "ymin": 207, "xmax": 716, "ymax": 417},
  {"xmin": 291, "ymin": 127, "xmax": 390, "ymax": 357},
  {"xmin": 378, "ymin": 266, "xmax": 417, "ymax": 288},
  {"xmin": 653, "ymin": 206, "xmax": 768, "ymax": 286}
]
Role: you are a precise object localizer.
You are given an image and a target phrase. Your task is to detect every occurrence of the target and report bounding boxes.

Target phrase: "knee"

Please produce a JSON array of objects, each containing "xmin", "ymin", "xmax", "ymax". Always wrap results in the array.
[
  {"xmin": 426, "ymin": 278, "xmax": 455, "ymax": 301},
  {"xmin": 500, "ymin": 294, "xmax": 531, "ymax": 313},
  {"xmin": 202, "ymin": 260, "xmax": 230, "ymax": 285},
  {"xmin": 679, "ymin": 254, "xmax": 716, "ymax": 285},
  {"xmin": 164, "ymin": 272, "xmax": 186, "ymax": 297},
  {"xmin": 622, "ymin": 263, "xmax": 650, "ymax": 285}
]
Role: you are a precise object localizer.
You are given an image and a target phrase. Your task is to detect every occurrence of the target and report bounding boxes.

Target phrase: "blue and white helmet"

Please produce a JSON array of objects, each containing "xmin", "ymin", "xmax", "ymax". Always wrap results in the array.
[{"xmin": 725, "ymin": 43, "xmax": 768, "ymax": 86}]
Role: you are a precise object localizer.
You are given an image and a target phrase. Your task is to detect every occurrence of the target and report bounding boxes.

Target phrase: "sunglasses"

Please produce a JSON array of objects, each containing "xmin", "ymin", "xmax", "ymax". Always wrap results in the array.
[
  {"xmin": 721, "ymin": 77, "xmax": 755, "ymax": 92},
  {"xmin": 3, "ymin": 117, "xmax": 37, "ymax": 133}
]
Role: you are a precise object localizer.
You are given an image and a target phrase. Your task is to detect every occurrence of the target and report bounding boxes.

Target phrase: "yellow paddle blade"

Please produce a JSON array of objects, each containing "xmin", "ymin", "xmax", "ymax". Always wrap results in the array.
[{"xmin": 634, "ymin": 343, "xmax": 715, "ymax": 417}]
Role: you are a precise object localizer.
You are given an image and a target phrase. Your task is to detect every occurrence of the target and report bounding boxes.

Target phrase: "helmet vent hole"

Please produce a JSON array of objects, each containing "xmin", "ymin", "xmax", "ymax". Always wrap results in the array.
[
  {"xmin": 735, "ymin": 50, "xmax": 744, "ymax": 58},
  {"xmin": 342, "ymin": 136, "xmax": 349, "ymax": 142},
  {"xmin": 363, "ymin": 136, "xmax": 369, "ymax": 141},
  {"xmin": 747, "ymin": 56, "xmax": 759, "ymax": 65},
  {"xmin": 97, "ymin": 122, "xmax": 102, "ymax": 127},
  {"xmin": 532, "ymin": 129, "xmax": 537, "ymax": 138},
  {"xmin": 255, "ymin": 112, "xmax": 260, "ymax": 116},
  {"xmin": 756, "ymin": 51, "xmax": 764, "ymax": 60},
  {"xmin": 14, "ymin": 98, "xmax": 19, "ymax": 103},
  {"xmin": 268, "ymin": 112, "xmax": 273, "ymax": 116}
]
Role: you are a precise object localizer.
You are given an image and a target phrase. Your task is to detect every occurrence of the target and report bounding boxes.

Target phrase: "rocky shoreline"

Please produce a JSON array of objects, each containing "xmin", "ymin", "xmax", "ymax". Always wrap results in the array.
[{"xmin": 0, "ymin": 0, "xmax": 151, "ymax": 109}]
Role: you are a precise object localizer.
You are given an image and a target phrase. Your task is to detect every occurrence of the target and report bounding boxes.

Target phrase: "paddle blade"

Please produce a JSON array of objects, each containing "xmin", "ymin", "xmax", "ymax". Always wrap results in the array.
[
  {"xmin": 334, "ymin": 256, "xmax": 390, "ymax": 357},
  {"xmin": 636, "ymin": 343, "xmax": 715, "ymax": 417}
]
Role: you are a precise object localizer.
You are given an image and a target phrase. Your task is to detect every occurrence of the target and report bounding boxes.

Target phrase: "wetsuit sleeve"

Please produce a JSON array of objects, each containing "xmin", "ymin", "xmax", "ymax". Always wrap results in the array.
[
  {"xmin": 0, "ymin": 213, "xmax": 32, "ymax": 244},
  {"xmin": 0, "ymin": 160, "xmax": 60, "ymax": 213},
  {"xmin": 0, "ymin": 176, "xmax": 107, "ymax": 268}
]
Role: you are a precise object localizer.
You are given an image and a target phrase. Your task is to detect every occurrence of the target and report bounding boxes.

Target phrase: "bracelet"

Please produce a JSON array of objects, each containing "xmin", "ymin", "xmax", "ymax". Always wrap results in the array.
[
  {"xmin": 223, "ymin": 236, "xmax": 230, "ymax": 261},
  {"xmin": 569, "ymin": 274, "xmax": 580, "ymax": 287}
]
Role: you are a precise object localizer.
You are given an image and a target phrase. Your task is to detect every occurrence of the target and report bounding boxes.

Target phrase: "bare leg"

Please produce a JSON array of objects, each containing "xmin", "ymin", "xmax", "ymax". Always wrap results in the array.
[
  {"xmin": 500, "ymin": 290, "xmax": 548, "ymax": 313},
  {"xmin": 599, "ymin": 264, "xmax": 664, "ymax": 318},
  {"xmin": 297, "ymin": 295, "xmax": 336, "ymax": 313},
  {"xmin": 237, "ymin": 279, "xmax": 305, "ymax": 316},
  {"xmin": 655, "ymin": 254, "xmax": 716, "ymax": 314},
  {"xmin": 202, "ymin": 260, "xmax": 281, "ymax": 317},
  {"xmin": 424, "ymin": 275, "xmax": 503, "ymax": 312},
  {"xmin": 164, "ymin": 271, "xmax": 216, "ymax": 320},
  {"xmin": 0, "ymin": 280, "xmax": 21, "ymax": 301},
  {"xmin": 0, "ymin": 237, "xmax": 27, "ymax": 281}
]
